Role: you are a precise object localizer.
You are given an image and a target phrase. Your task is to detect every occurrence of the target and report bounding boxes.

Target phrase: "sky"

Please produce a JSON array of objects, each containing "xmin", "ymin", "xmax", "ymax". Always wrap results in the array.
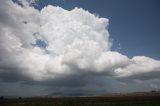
[
  {"xmin": 0, "ymin": 0, "xmax": 160, "ymax": 97},
  {"xmin": 34, "ymin": 0, "xmax": 160, "ymax": 59}
]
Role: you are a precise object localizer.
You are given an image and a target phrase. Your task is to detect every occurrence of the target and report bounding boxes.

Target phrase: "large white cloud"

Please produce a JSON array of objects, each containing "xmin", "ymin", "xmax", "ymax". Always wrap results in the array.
[{"xmin": 0, "ymin": 0, "xmax": 160, "ymax": 85}]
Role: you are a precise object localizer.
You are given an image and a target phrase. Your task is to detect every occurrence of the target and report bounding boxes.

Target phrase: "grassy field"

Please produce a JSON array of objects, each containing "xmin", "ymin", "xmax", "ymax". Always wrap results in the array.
[
  {"xmin": 1, "ymin": 101, "xmax": 160, "ymax": 106},
  {"xmin": 1, "ymin": 93, "xmax": 160, "ymax": 106}
]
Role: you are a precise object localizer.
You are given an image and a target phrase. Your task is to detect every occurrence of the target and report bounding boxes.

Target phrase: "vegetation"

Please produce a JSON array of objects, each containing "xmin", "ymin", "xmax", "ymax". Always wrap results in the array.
[
  {"xmin": 1, "ymin": 92, "xmax": 160, "ymax": 106},
  {"xmin": 1, "ymin": 101, "xmax": 160, "ymax": 106}
]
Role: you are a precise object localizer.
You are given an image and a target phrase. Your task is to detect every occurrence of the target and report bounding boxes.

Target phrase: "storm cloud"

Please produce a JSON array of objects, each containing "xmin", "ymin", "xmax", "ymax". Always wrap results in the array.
[{"xmin": 0, "ymin": 0, "xmax": 160, "ymax": 96}]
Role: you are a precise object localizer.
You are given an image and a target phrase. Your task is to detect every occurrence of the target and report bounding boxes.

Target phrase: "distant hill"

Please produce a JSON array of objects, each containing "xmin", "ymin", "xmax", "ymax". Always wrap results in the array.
[{"xmin": 99, "ymin": 90, "xmax": 160, "ymax": 97}]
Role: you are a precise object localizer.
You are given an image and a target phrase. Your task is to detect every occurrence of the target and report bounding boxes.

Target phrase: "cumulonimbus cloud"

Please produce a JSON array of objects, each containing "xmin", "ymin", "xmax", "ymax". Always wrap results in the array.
[{"xmin": 0, "ymin": 0, "xmax": 160, "ymax": 85}]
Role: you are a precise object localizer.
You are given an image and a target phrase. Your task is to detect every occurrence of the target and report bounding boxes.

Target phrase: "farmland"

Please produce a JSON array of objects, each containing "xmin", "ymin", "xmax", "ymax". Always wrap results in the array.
[{"xmin": 0, "ymin": 92, "xmax": 160, "ymax": 106}]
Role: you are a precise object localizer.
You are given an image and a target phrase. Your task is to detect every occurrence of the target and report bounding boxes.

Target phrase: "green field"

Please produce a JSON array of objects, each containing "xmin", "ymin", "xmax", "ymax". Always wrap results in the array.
[{"xmin": 1, "ymin": 95, "xmax": 160, "ymax": 106}]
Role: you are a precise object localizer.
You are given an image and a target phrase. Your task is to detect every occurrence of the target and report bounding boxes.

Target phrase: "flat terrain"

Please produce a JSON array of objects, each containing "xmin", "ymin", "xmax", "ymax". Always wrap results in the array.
[{"xmin": 0, "ymin": 92, "xmax": 160, "ymax": 106}]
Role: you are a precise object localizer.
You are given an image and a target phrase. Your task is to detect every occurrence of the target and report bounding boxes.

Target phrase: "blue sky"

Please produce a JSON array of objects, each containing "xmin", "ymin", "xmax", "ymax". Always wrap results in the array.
[{"xmin": 35, "ymin": 0, "xmax": 160, "ymax": 59}]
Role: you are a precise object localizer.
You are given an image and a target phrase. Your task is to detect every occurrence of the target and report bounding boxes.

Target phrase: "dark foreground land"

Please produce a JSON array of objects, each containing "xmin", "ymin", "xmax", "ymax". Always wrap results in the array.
[{"xmin": 0, "ymin": 92, "xmax": 160, "ymax": 106}]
